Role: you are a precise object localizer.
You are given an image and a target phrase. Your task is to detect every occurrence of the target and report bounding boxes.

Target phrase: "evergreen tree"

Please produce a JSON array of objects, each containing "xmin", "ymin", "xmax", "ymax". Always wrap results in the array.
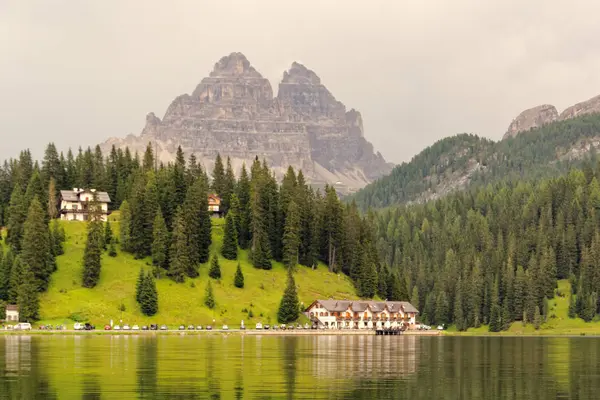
[
  {"xmin": 182, "ymin": 176, "xmax": 211, "ymax": 267},
  {"xmin": 50, "ymin": 219, "xmax": 65, "ymax": 257},
  {"xmin": 533, "ymin": 305, "xmax": 542, "ymax": 329},
  {"xmin": 17, "ymin": 265, "xmax": 39, "ymax": 322},
  {"xmin": 568, "ymin": 293, "xmax": 577, "ymax": 318},
  {"xmin": 119, "ymin": 200, "xmax": 132, "ymax": 252},
  {"xmin": 212, "ymin": 153, "xmax": 226, "ymax": 199},
  {"xmin": 104, "ymin": 221, "xmax": 113, "ymax": 250},
  {"xmin": 24, "ymin": 168, "xmax": 46, "ymax": 216},
  {"xmin": 168, "ymin": 209, "xmax": 188, "ymax": 283},
  {"xmin": 47, "ymin": 178, "xmax": 58, "ymax": 219},
  {"xmin": 81, "ymin": 195, "xmax": 103, "ymax": 288},
  {"xmin": 6, "ymin": 185, "xmax": 27, "ymax": 252},
  {"xmin": 151, "ymin": 209, "xmax": 168, "ymax": 270},
  {"xmin": 277, "ymin": 270, "xmax": 300, "ymax": 323},
  {"xmin": 282, "ymin": 200, "xmax": 300, "ymax": 269},
  {"xmin": 221, "ymin": 212, "xmax": 238, "ymax": 260},
  {"xmin": 136, "ymin": 268, "xmax": 145, "ymax": 304},
  {"xmin": 21, "ymin": 197, "xmax": 53, "ymax": 291},
  {"xmin": 8, "ymin": 256, "xmax": 22, "ymax": 304},
  {"xmin": 222, "ymin": 157, "xmax": 236, "ymax": 214},
  {"xmin": 234, "ymin": 263, "xmax": 244, "ymax": 288},
  {"xmin": 204, "ymin": 280, "xmax": 215, "ymax": 309},
  {"xmin": 108, "ymin": 242, "xmax": 117, "ymax": 257},
  {"xmin": 138, "ymin": 272, "xmax": 158, "ymax": 316},
  {"xmin": 489, "ymin": 304, "xmax": 502, "ymax": 332},
  {"xmin": 0, "ymin": 251, "xmax": 7, "ymax": 301},
  {"xmin": 209, "ymin": 254, "xmax": 222, "ymax": 279},
  {"xmin": 236, "ymin": 164, "xmax": 251, "ymax": 249}
]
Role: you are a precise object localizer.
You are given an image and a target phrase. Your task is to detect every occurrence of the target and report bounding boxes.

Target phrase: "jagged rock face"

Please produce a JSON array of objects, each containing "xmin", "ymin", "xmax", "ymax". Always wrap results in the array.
[
  {"xmin": 559, "ymin": 94, "xmax": 600, "ymax": 120},
  {"xmin": 101, "ymin": 53, "xmax": 392, "ymax": 190},
  {"xmin": 503, "ymin": 104, "xmax": 558, "ymax": 139}
]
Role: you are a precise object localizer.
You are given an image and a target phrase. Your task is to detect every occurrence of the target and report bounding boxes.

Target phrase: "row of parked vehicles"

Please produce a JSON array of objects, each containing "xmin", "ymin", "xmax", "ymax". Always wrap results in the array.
[
  {"xmin": 103, "ymin": 324, "xmax": 230, "ymax": 331},
  {"xmin": 256, "ymin": 323, "xmax": 313, "ymax": 330}
]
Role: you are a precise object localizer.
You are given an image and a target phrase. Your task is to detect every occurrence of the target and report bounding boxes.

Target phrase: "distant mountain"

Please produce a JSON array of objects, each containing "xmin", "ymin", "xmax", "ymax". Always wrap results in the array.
[
  {"xmin": 100, "ymin": 52, "xmax": 393, "ymax": 191},
  {"xmin": 351, "ymin": 114, "xmax": 600, "ymax": 210}
]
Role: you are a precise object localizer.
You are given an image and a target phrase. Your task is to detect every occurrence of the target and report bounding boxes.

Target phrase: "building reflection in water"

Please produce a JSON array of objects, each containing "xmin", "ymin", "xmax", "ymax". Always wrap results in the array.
[
  {"xmin": 4, "ymin": 335, "xmax": 32, "ymax": 376},
  {"xmin": 310, "ymin": 335, "xmax": 419, "ymax": 379}
]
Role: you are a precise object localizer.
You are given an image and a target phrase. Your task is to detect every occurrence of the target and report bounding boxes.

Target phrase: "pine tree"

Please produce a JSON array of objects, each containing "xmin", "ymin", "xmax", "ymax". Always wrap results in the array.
[
  {"xmin": 489, "ymin": 304, "xmax": 502, "ymax": 332},
  {"xmin": 204, "ymin": 280, "xmax": 215, "ymax": 309},
  {"xmin": 24, "ymin": 169, "xmax": 46, "ymax": 217},
  {"xmin": 108, "ymin": 242, "xmax": 117, "ymax": 257},
  {"xmin": 104, "ymin": 221, "xmax": 113, "ymax": 250},
  {"xmin": 139, "ymin": 272, "xmax": 158, "ymax": 316},
  {"xmin": 17, "ymin": 265, "xmax": 40, "ymax": 322},
  {"xmin": 136, "ymin": 268, "xmax": 145, "ymax": 304},
  {"xmin": 533, "ymin": 305, "xmax": 542, "ymax": 329},
  {"xmin": 168, "ymin": 209, "xmax": 188, "ymax": 283},
  {"xmin": 47, "ymin": 178, "xmax": 58, "ymax": 219},
  {"xmin": 221, "ymin": 212, "xmax": 238, "ymax": 260},
  {"xmin": 21, "ymin": 197, "xmax": 53, "ymax": 291},
  {"xmin": 236, "ymin": 164, "xmax": 251, "ymax": 249},
  {"xmin": 8, "ymin": 256, "xmax": 22, "ymax": 304},
  {"xmin": 282, "ymin": 200, "xmax": 300, "ymax": 269},
  {"xmin": 6, "ymin": 185, "xmax": 27, "ymax": 252},
  {"xmin": 82, "ymin": 195, "xmax": 103, "ymax": 288},
  {"xmin": 0, "ymin": 251, "xmax": 7, "ymax": 301},
  {"xmin": 50, "ymin": 219, "xmax": 65, "ymax": 256},
  {"xmin": 234, "ymin": 263, "xmax": 244, "ymax": 288},
  {"xmin": 250, "ymin": 174, "xmax": 272, "ymax": 270},
  {"xmin": 151, "ymin": 209, "xmax": 168, "ymax": 270},
  {"xmin": 277, "ymin": 270, "xmax": 300, "ymax": 323},
  {"xmin": 209, "ymin": 254, "xmax": 221, "ymax": 279},
  {"xmin": 568, "ymin": 293, "xmax": 577, "ymax": 318},
  {"xmin": 212, "ymin": 153, "xmax": 226, "ymax": 199},
  {"xmin": 222, "ymin": 157, "xmax": 236, "ymax": 214},
  {"xmin": 119, "ymin": 200, "xmax": 132, "ymax": 252},
  {"xmin": 182, "ymin": 177, "xmax": 211, "ymax": 267}
]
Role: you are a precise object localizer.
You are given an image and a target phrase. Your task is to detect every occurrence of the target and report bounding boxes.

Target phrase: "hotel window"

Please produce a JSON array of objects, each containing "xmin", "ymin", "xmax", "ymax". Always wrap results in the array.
[{"xmin": 72, "ymin": 204, "xmax": 78, "ymax": 210}]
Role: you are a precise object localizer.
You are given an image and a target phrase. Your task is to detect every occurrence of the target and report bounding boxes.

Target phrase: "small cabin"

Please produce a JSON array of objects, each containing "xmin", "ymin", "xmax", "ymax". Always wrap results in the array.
[
  {"xmin": 4, "ymin": 305, "xmax": 19, "ymax": 322},
  {"xmin": 60, "ymin": 188, "xmax": 111, "ymax": 222},
  {"xmin": 208, "ymin": 194, "xmax": 223, "ymax": 217}
]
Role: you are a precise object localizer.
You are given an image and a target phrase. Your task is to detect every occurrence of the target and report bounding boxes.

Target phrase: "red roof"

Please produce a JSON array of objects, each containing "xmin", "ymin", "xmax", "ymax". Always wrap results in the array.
[{"xmin": 6, "ymin": 305, "xmax": 18, "ymax": 312}]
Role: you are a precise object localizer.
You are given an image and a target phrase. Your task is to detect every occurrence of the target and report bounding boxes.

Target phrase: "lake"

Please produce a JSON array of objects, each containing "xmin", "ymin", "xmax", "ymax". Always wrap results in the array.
[{"xmin": 1, "ymin": 334, "xmax": 600, "ymax": 399}]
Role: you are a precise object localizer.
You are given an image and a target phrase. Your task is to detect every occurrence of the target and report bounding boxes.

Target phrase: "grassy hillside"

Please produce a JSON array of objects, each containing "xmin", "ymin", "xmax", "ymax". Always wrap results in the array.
[
  {"xmin": 448, "ymin": 280, "xmax": 600, "ymax": 336},
  {"xmin": 36, "ymin": 215, "xmax": 357, "ymax": 327}
]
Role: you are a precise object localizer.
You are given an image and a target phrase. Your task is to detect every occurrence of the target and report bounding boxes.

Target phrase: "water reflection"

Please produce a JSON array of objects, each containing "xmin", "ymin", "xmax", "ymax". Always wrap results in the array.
[{"xmin": 1, "ymin": 335, "xmax": 600, "ymax": 399}]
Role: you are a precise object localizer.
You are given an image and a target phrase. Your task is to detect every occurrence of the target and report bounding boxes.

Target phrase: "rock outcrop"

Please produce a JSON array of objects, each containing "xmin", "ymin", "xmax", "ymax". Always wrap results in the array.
[
  {"xmin": 101, "ymin": 53, "xmax": 392, "ymax": 191},
  {"xmin": 559, "ymin": 94, "xmax": 600, "ymax": 121},
  {"xmin": 503, "ymin": 104, "xmax": 558, "ymax": 139}
]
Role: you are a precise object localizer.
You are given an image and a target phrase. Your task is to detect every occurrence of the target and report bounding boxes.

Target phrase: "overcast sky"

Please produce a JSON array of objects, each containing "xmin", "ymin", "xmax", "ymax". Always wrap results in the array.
[{"xmin": 2, "ymin": 0, "xmax": 600, "ymax": 164}]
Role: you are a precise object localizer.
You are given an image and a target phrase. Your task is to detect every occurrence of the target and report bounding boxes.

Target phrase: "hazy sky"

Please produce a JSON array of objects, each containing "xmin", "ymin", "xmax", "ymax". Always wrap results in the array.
[{"xmin": 2, "ymin": 0, "xmax": 600, "ymax": 164}]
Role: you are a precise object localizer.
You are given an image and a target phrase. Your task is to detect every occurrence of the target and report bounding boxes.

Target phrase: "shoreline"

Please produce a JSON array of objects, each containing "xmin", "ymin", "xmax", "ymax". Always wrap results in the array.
[{"xmin": 0, "ymin": 329, "xmax": 442, "ymax": 336}]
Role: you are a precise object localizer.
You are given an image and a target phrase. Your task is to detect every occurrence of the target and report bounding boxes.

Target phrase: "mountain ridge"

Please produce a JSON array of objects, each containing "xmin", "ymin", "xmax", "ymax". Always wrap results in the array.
[{"xmin": 101, "ymin": 52, "xmax": 393, "ymax": 191}]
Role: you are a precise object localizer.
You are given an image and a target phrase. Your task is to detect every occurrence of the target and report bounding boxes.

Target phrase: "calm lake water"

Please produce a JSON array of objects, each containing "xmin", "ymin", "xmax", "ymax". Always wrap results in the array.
[{"xmin": 1, "ymin": 334, "xmax": 600, "ymax": 399}]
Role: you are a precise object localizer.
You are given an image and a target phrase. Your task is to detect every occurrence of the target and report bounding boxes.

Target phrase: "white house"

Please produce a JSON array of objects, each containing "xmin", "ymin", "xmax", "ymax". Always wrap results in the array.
[
  {"xmin": 4, "ymin": 305, "xmax": 19, "ymax": 322},
  {"xmin": 59, "ymin": 188, "xmax": 111, "ymax": 222},
  {"xmin": 305, "ymin": 299, "xmax": 419, "ymax": 330}
]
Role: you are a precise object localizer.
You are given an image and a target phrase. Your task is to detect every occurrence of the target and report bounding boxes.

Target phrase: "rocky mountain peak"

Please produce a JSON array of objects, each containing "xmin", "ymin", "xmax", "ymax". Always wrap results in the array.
[
  {"xmin": 282, "ymin": 62, "xmax": 322, "ymax": 85},
  {"xmin": 100, "ymin": 53, "xmax": 392, "ymax": 192},
  {"xmin": 559, "ymin": 94, "xmax": 600, "ymax": 120},
  {"xmin": 209, "ymin": 52, "xmax": 262, "ymax": 78},
  {"xmin": 503, "ymin": 104, "xmax": 558, "ymax": 139}
]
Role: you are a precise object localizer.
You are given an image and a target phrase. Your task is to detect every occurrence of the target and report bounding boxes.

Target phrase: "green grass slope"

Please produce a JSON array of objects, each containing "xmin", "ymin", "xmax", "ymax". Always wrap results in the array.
[
  {"xmin": 38, "ymin": 216, "xmax": 357, "ymax": 327},
  {"xmin": 447, "ymin": 280, "xmax": 600, "ymax": 336}
]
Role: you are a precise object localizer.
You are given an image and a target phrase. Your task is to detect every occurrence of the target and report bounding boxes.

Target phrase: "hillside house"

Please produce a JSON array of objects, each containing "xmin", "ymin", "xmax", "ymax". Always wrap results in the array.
[
  {"xmin": 60, "ymin": 188, "xmax": 111, "ymax": 222},
  {"xmin": 208, "ymin": 194, "xmax": 223, "ymax": 217},
  {"xmin": 306, "ymin": 299, "xmax": 419, "ymax": 330},
  {"xmin": 4, "ymin": 305, "xmax": 19, "ymax": 322}
]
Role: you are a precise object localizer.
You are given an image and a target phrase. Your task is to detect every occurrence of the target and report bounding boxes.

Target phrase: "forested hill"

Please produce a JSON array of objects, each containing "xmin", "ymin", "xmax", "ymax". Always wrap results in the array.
[
  {"xmin": 375, "ymin": 166, "xmax": 600, "ymax": 331},
  {"xmin": 351, "ymin": 114, "xmax": 600, "ymax": 210}
]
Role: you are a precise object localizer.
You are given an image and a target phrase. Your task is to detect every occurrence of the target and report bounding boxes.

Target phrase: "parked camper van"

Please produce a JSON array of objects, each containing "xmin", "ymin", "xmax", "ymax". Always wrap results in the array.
[{"xmin": 14, "ymin": 323, "xmax": 32, "ymax": 331}]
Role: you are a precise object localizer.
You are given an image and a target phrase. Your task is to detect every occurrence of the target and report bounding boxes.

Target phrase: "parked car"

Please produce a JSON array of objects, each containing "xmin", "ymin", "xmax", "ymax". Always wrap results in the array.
[
  {"xmin": 304, "ymin": 323, "xmax": 310, "ymax": 329},
  {"xmin": 104, "ymin": 325, "xmax": 111, "ymax": 330},
  {"xmin": 142, "ymin": 325, "xmax": 149, "ymax": 331},
  {"xmin": 311, "ymin": 325, "xmax": 318, "ymax": 330},
  {"xmin": 132, "ymin": 325, "xmax": 140, "ymax": 331},
  {"xmin": 206, "ymin": 325, "xmax": 213, "ymax": 331},
  {"xmin": 263, "ymin": 324, "xmax": 270, "ymax": 330},
  {"xmin": 123, "ymin": 324, "xmax": 131, "ymax": 331},
  {"xmin": 160, "ymin": 325, "xmax": 168, "ymax": 331},
  {"xmin": 222, "ymin": 325, "xmax": 229, "ymax": 331},
  {"xmin": 255, "ymin": 323, "xmax": 263, "ymax": 330},
  {"xmin": 84, "ymin": 323, "xmax": 95, "ymax": 331},
  {"xmin": 196, "ymin": 325, "xmax": 203, "ymax": 330},
  {"xmin": 178, "ymin": 325, "xmax": 185, "ymax": 330},
  {"xmin": 437, "ymin": 325, "xmax": 445, "ymax": 331},
  {"xmin": 296, "ymin": 324, "xmax": 302, "ymax": 330},
  {"xmin": 150, "ymin": 324, "xmax": 158, "ymax": 331},
  {"xmin": 280, "ymin": 324, "xmax": 286, "ymax": 330},
  {"xmin": 74, "ymin": 323, "xmax": 85, "ymax": 331},
  {"xmin": 113, "ymin": 325, "xmax": 121, "ymax": 331},
  {"xmin": 187, "ymin": 325, "xmax": 195, "ymax": 330},
  {"xmin": 14, "ymin": 323, "xmax": 32, "ymax": 331}
]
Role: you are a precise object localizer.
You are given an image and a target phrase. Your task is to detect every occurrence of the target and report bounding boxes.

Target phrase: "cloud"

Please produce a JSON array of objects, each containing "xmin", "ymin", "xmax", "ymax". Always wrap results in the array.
[{"xmin": 1, "ymin": 0, "xmax": 600, "ymax": 163}]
